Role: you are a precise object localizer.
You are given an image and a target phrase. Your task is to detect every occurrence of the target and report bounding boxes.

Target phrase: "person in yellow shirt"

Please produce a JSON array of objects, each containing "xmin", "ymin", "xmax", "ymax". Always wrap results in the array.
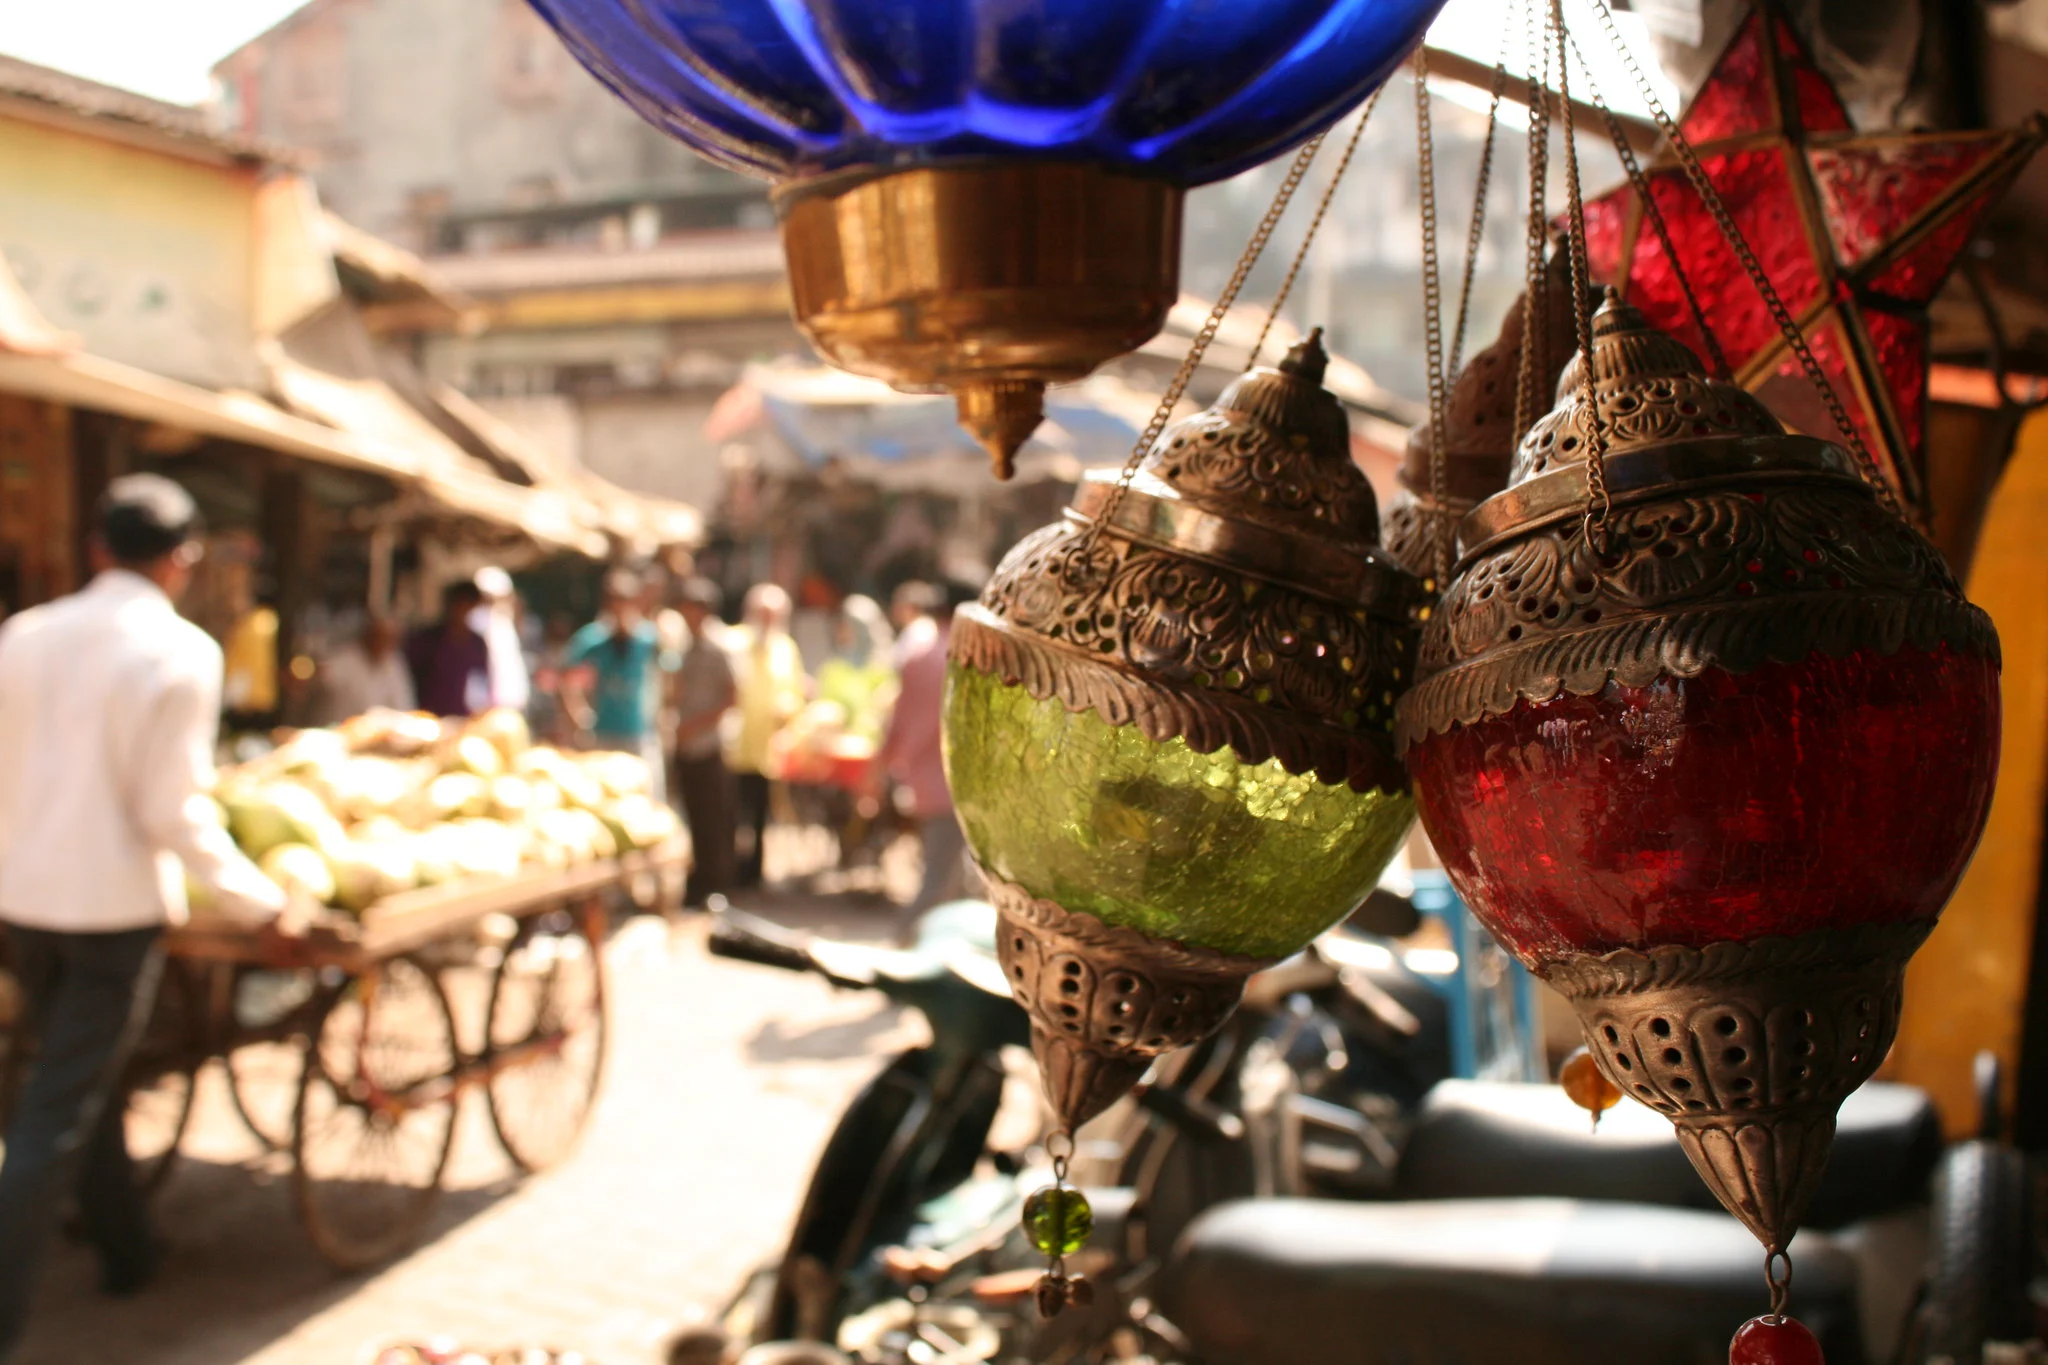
[
  {"xmin": 726, "ymin": 583, "xmax": 807, "ymax": 888},
  {"xmin": 221, "ymin": 600, "xmax": 279, "ymax": 724}
]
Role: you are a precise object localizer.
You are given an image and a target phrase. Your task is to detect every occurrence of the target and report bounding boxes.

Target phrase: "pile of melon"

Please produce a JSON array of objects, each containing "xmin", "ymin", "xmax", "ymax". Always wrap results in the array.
[{"xmin": 206, "ymin": 708, "xmax": 680, "ymax": 914}]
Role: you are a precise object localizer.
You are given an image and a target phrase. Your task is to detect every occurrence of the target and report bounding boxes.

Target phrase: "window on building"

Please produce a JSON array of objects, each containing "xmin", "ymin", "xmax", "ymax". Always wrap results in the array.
[
  {"xmin": 280, "ymin": 15, "xmax": 348, "ymax": 128},
  {"xmin": 406, "ymin": 187, "xmax": 454, "ymax": 254},
  {"xmin": 499, "ymin": 0, "xmax": 564, "ymax": 103}
]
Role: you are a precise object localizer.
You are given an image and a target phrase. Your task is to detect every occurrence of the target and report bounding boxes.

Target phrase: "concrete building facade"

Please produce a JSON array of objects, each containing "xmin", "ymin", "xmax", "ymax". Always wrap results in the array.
[{"xmin": 212, "ymin": 0, "xmax": 801, "ymax": 513}]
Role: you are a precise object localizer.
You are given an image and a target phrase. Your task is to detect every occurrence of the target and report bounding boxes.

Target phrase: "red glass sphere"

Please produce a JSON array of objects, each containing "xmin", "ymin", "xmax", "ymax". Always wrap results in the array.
[
  {"xmin": 1408, "ymin": 644, "xmax": 2000, "ymax": 963},
  {"xmin": 1729, "ymin": 1315, "xmax": 1825, "ymax": 1365}
]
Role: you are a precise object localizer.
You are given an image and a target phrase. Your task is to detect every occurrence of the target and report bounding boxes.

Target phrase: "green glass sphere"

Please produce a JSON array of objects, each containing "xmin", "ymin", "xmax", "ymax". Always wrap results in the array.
[
  {"xmin": 945, "ymin": 665, "xmax": 1415, "ymax": 960},
  {"xmin": 1022, "ymin": 1185, "xmax": 1095, "ymax": 1258}
]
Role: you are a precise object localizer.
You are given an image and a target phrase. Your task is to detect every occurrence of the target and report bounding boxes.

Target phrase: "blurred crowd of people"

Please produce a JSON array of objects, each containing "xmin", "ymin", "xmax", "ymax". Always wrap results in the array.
[{"xmin": 302, "ymin": 562, "xmax": 983, "ymax": 934}]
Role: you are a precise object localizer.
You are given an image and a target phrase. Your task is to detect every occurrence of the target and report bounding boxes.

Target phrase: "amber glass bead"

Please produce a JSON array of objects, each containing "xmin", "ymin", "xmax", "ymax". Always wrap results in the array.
[
  {"xmin": 1730, "ymin": 1316, "xmax": 1824, "ymax": 1365},
  {"xmin": 1559, "ymin": 1048, "xmax": 1623, "ymax": 1119},
  {"xmin": 1023, "ymin": 1186, "xmax": 1094, "ymax": 1257}
]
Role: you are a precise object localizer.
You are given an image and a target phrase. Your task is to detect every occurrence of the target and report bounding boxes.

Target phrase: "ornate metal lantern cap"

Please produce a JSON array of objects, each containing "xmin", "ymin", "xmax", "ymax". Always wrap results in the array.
[
  {"xmin": 1036, "ymin": 330, "xmax": 1422, "ymax": 624},
  {"xmin": 1135, "ymin": 331, "xmax": 1380, "ymax": 547},
  {"xmin": 1398, "ymin": 291, "xmax": 1996, "ymax": 751},
  {"xmin": 953, "ymin": 329, "xmax": 1423, "ymax": 794},
  {"xmin": 1459, "ymin": 291, "xmax": 1862, "ymax": 559}
]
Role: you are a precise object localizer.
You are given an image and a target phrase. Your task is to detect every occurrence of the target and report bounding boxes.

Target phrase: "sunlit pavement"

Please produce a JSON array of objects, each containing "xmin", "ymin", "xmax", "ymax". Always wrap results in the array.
[{"xmin": 6, "ymin": 847, "xmax": 927, "ymax": 1365}]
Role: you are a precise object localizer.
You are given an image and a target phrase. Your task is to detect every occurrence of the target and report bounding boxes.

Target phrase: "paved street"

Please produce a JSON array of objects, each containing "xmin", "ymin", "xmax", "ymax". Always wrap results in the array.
[{"xmin": 6, "ymin": 873, "xmax": 928, "ymax": 1365}]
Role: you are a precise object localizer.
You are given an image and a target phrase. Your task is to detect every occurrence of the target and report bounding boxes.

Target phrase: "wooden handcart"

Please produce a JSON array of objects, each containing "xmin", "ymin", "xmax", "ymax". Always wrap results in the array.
[{"xmin": 0, "ymin": 841, "xmax": 684, "ymax": 1270}]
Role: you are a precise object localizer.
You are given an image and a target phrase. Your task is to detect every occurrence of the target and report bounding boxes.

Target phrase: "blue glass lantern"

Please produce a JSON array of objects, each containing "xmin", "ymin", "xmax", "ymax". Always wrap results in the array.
[{"xmin": 529, "ymin": 0, "xmax": 1447, "ymax": 472}]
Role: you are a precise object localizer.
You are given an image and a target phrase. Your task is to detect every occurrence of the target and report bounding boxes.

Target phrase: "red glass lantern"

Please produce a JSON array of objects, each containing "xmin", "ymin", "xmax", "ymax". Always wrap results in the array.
[{"xmin": 1396, "ymin": 291, "xmax": 2001, "ymax": 1259}]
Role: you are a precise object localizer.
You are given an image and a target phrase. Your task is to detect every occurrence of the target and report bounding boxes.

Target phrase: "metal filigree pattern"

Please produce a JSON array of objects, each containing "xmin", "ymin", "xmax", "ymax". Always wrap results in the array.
[
  {"xmin": 958, "ymin": 513, "xmax": 1415, "ymax": 792},
  {"xmin": 1149, "ymin": 408, "xmax": 1375, "ymax": 537},
  {"xmin": 1544, "ymin": 921, "xmax": 1930, "ymax": 1252},
  {"xmin": 989, "ymin": 873, "xmax": 1269, "ymax": 1130},
  {"xmin": 1380, "ymin": 491, "xmax": 1455, "ymax": 581},
  {"xmin": 1396, "ymin": 480, "xmax": 1997, "ymax": 745},
  {"xmin": 1515, "ymin": 372, "xmax": 1784, "ymax": 481}
]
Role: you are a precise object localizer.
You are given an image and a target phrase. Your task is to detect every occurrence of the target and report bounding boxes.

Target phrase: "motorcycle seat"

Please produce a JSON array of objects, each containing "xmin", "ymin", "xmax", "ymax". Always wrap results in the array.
[
  {"xmin": 1393, "ymin": 1080, "xmax": 1940, "ymax": 1229},
  {"xmin": 804, "ymin": 901, "xmax": 1015, "ymax": 999},
  {"xmin": 1159, "ymin": 1197, "xmax": 1867, "ymax": 1365}
]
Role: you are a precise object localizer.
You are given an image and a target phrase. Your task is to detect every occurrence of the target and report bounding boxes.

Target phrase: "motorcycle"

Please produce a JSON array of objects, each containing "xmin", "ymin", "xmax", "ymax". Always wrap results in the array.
[
  {"xmin": 703, "ymin": 901, "xmax": 2036, "ymax": 1365},
  {"xmin": 702, "ymin": 893, "xmax": 1470, "ymax": 1365}
]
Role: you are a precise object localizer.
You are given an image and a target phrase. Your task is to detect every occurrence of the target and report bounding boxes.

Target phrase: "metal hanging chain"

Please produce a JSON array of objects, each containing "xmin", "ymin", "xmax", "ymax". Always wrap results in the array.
[
  {"xmin": 1550, "ymin": 0, "xmax": 1613, "ymax": 547},
  {"xmin": 1765, "ymin": 1249, "xmax": 1794, "ymax": 1320},
  {"xmin": 1087, "ymin": 134, "xmax": 1331, "ymax": 549},
  {"xmin": 1416, "ymin": 47, "xmax": 1457, "ymax": 588},
  {"xmin": 1250, "ymin": 88, "xmax": 1385, "ymax": 370},
  {"xmin": 1582, "ymin": 0, "xmax": 1901, "ymax": 516},
  {"xmin": 1561, "ymin": 27, "xmax": 1731, "ymax": 379},
  {"xmin": 1448, "ymin": 36, "xmax": 1513, "ymax": 380},
  {"xmin": 1511, "ymin": 0, "xmax": 1556, "ymax": 447}
]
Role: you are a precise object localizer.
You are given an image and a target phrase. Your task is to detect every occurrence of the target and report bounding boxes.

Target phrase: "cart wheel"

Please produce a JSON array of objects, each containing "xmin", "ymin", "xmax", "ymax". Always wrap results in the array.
[
  {"xmin": 292, "ymin": 956, "xmax": 459, "ymax": 1270},
  {"xmin": 484, "ymin": 907, "xmax": 607, "ymax": 1172},
  {"xmin": 226, "ymin": 968, "xmax": 322, "ymax": 1152},
  {"xmin": 124, "ymin": 957, "xmax": 202, "ymax": 1195}
]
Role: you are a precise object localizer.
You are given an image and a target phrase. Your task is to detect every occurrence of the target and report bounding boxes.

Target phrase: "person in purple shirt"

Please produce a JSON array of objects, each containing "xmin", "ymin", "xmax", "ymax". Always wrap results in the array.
[
  {"xmin": 873, "ymin": 579, "xmax": 980, "ymax": 942},
  {"xmin": 405, "ymin": 581, "xmax": 491, "ymax": 718}
]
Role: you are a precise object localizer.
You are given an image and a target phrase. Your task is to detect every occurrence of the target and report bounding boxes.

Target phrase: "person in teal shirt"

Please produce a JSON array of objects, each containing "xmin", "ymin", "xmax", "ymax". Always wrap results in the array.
[{"xmin": 564, "ymin": 569, "xmax": 674, "ymax": 805}]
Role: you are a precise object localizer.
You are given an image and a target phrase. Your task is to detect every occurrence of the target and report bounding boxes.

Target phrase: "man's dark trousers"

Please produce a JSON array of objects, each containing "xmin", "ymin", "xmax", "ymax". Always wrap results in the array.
[
  {"xmin": 675, "ymin": 752, "xmax": 738, "ymax": 904},
  {"xmin": 0, "ymin": 925, "xmax": 163, "ymax": 1360}
]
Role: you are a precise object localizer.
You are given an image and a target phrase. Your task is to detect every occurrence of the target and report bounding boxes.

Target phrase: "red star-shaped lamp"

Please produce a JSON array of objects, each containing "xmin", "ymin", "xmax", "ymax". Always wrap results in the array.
[{"xmin": 1580, "ymin": 2, "xmax": 2045, "ymax": 516}]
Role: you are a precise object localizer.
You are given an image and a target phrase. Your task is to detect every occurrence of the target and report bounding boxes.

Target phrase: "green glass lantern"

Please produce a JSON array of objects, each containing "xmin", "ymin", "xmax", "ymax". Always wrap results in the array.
[{"xmin": 943, "ymin": 333, "xmax": 1425, "ymax": 1131}]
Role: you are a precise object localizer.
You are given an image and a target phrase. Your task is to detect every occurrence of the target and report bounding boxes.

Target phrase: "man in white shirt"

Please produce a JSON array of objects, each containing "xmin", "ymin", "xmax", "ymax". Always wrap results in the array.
[
  {"xmin": 0, "ymin": 475, "xmax": 287, "ymax": 1356},
  {"xmin": 472, "ymin": 566, "xmax": 531, "ymax": 716}
]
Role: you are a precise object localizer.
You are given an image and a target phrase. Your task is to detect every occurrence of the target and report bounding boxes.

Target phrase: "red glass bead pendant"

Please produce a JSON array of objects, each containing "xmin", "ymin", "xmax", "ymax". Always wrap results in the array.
[
  {"xmin": 1730, "ymin": 1315, "xmax": 1825, "ymax": 1365},
  {"xmin": 1397, "ymin": 293, "xmax": 2001, "ymax": 1259}
]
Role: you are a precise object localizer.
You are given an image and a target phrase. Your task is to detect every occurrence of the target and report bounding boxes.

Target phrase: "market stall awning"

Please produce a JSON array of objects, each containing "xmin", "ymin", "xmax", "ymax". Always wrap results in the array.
[
  {"xmin": 719, "ymin": 361, "xmax": 1162, "ymax": 485},
  {"xmin": 430, "ymin": 383, "xmax": 703, "ymax": 553},
  {"xmin": 324, "ymin": 211, "xmax": 478, "ymax": 335},
  {"xmin": 0, "ymin": 346, "xmax": 423, "ymax": 481},
  {"xmin": 265, "ymin": 348, "xmax": 607, "ymax": 556},
  {"xmin": 412, "ymin": 460, "xmax": 607, "ymax": 558}
]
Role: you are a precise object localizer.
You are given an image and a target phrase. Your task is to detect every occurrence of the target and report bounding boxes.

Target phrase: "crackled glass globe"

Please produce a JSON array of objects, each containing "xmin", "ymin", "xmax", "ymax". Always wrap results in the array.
[{"xmin": 945, "ymin": 666, "xmax": 1414, "ymax": 960}]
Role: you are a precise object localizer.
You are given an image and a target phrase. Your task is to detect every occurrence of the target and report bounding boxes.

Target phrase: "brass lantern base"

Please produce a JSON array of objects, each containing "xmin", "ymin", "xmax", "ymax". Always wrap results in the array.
[
  {"xmin": 986, "ymin": 873, "xmax": 1273, "ymax": 1131},
  {"xmin": 1545, "ymin": 920, "xmax": 1932, "ymax": 1254},
  {"xmin": 775, "ymin": 162, "xmax": 1184, "ymax": 478}
]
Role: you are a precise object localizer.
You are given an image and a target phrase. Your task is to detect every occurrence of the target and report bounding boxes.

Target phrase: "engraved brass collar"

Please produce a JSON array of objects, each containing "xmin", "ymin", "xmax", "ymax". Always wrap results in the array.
[
  {"xmin": 1069, "ymin": 471, "xmax": 1418, "ymax": 613},
  {"xmin": 1457, "ymin": 436, "xmax": 1861, "ymax": 560}
]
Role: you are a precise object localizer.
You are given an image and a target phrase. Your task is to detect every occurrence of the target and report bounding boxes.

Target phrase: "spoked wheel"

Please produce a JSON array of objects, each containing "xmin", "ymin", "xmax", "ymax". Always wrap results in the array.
[
  {"xmin": 292, "ymin": 956, "xmax": 459, "ymax": 1270},
  {"xmin": 484, "ymin": 906, "xmax": 608, "ymax": 1172},
  {"xmin": 226, "ymin": 967, "xmax": 322, "ymax": 1152},
  {"xmin": 124, "ymin": 956, "xmax": 202, "ymax": 1195}
]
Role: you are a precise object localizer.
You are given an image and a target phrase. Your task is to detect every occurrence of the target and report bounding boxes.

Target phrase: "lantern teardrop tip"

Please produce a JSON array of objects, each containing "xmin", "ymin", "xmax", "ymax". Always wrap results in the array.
[
  {"xmin": 956, "ymin": 379, "xmax": 1046, "ymax": 480},
  {"xmin": 1030, "ymin": 1026, "xmax": 1152, "ymax": 1133}
]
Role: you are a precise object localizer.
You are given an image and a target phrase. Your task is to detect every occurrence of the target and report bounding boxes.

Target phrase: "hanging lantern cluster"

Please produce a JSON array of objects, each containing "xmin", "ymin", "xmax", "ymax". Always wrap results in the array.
[
  {"xmin": 1398, "ymin": 288, "xmax": 2002, "ymax": 1326},
  {"xmin": 526, "ymin": 0, "xmax": 1448, "ymax": 474},
  {"xmin": 945, "ymin": 330, "xmax": 1425, "ymax": 1133}
]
